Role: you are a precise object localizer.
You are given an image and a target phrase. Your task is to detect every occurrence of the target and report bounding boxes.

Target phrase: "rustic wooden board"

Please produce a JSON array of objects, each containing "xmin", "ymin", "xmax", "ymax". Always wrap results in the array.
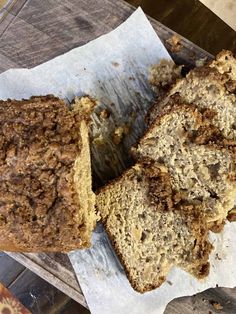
[
  {"xmin": 8, "ymin": 268, "xmax": 87, "ymax": 314},
  {"xmin": 0, "ymin": 0, "xmax": 212, "ymax": 72},
  {"xmin": 129, "ymin": 0, "xmax": 236, "ymax": 55},
  {"xmin": 0, "ymin": 253, "xmax": 25, "ymax": 287},
  {"xmin": 0, "ymin": 0, "xmax": 235, "ymax": 313},
  {"xmin": 8, "ymin": 252, "xmax": 88, "ymax": 308},
  {"xmin": 0, "ymin": 253, "xmax": 88, "ymax": 313}
]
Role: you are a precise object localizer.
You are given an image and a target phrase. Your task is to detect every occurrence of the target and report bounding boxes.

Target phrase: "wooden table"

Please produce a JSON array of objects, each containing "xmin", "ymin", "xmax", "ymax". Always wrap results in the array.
[{"xmin": 0, "ymin": 0, "xmax": 236, "ymax": 313}]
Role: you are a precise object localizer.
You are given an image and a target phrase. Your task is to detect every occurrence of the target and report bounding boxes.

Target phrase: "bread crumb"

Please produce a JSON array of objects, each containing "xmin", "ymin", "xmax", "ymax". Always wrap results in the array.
[
  {"xmin": 215, "ymin": 253, "xmax": 222, "ymax": 261},
  {"xmin": 112, "ymin": 62, "xmax": 119, "ymax": 67},
  {"xmin": 149, "ymin": 59, "xmax": 182, "ymax": 88},
  {"xmin": 227, "ymin": 207, "xmax": 236, "ymax": 222},
  {"xmin": 131, "ymin": 226, "xmax": 142, "ymax": 241},
  {"xmin": 166, "ymin": 35, "xmax": 183, "ymax": 53},
  {"xmin": 167, "ymin": 280, "xmax": 173, "ymax": 286},
  {"xmin": 74, "ymin": 96, "xmax": 96, "ymax": 116},
  {"xmin": 210, "ymin": 300, "xmax": 223, "ymax": 310},
  {"xmin": 93, "ymin": 134, "xmax": 105, "ymax": 146},
  {"xmin": 195, "ymin": 57, "xmax": 208, "ymax": 67},
  {"xmin": 113, "ymin": 125, "xmax": 129, "ymax": 145},
  {"xmin": 100, "ymin": 109, "xmax": 110, "ymax": 119}
]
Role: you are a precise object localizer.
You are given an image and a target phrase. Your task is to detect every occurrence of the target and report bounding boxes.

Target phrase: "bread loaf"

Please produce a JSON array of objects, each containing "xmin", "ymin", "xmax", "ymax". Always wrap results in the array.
[{"xmin": 0, "ymin": 95, "xmax": 97, "ymax": 252}]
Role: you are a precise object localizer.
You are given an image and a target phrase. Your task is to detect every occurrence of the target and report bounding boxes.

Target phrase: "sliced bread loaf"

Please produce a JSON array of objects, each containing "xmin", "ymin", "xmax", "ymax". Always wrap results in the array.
[
  {"xmin": 133, "ymin": 105, "xmax": 236, "ymax": 227},
  {"xmin": 96, "ymin": 160, "xmax": 212, "ymax": 293},
  {"xmin": 147, "ymin": 51, "xmax": 236, "ymax": 144},
  {"xmin": 0, "ymin": 95, "xmax": 97, "ymax": 252}
]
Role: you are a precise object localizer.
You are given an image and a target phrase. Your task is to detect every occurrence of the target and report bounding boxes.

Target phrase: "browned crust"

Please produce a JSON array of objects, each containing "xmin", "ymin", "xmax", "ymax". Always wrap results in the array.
[
  {"xmin": 188, "ymin": 65, "xmax": 227, "ymax": 81},
  {"xmin": 145, "ymin": 75, "xmax": 184, "ymax": 126},
  {"xmin": 0, "ymin": 94, "xmax": 59, "ymax": 104},
  {"xmin": 208, "ymin": 219, "xmax": 226, "ymax": 233},
  {"xmin": 214, "ymin": 50, "xmax": 235, "ymax": 61},
  {"xmin": 0, "ymin": 231, "xmax": 90, "ymax": 252},
  {"xmin": 227, "ymin": 208, "xmax": 236, "ymax": 222},
  {"xmin": 0, "ymin": 95, "xmax": 93, "ymax": 252},
  {"xmin": 145, "ymin": 100, "xmax": 160, "ymax": 126}
]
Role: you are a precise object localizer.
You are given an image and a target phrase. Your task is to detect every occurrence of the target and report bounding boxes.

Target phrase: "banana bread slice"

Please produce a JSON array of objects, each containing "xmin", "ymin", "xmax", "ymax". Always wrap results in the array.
[
  {"xmin": 147, "ymin": 51, "xmax": 236, "ymax": 140},
  {"xmin": 134, "ymin": 105, "xmax": 236, "ymax": 227},
  {"xmin": 0, "ymin": 95, "xmax": 96, "ymax": 252},
  {"xmin": 96, "ymin": 160, "xmax": 212, "ymax": 293}
]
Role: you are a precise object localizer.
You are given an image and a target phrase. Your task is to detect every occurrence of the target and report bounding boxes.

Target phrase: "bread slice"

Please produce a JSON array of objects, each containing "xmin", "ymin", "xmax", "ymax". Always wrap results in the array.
[
  {"xmin": 133, "ymin": 105, "xmax": 236, "ymax": 227},
  {"xmin": 147, "ymin": 51, "xmax": 236, "ymax": 143},
  {"xmin": 0, "ymin": 95, "xmax": 97, "ymax": 252},
  {"xmin": 96, "ymin": 160, "xmax": 212, "ymax": 293}
]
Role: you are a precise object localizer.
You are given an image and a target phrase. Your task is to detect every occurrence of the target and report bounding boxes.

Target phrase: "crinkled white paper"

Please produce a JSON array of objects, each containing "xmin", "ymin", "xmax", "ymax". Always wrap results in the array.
[{"xmin": 0, "ymin": 7, "xmax": 235, "ymax": 314}]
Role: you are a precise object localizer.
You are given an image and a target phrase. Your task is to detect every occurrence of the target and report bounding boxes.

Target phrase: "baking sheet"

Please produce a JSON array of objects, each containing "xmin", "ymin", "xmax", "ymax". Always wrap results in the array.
[{"xmin": 0, "ymin": 7, "xmax": 235, "ymax": 314}]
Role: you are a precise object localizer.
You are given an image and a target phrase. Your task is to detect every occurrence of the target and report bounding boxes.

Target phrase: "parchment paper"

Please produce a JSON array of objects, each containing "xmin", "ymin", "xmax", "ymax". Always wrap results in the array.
[{"xmin": 0, "ymin": 7, "xmax": 235, "ymax": 314}]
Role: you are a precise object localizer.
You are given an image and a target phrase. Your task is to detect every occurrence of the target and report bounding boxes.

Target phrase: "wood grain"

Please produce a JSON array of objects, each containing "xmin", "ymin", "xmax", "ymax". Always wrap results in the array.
[
  {"xmin": 7, "ymin": 252, "xmax": 88, "ymax": 308},
  {"xmin": 0, "ymin": 0, "xmax": 212, "ymax": 72},
  {"xmin": 165, "ymin": 287, "xmax": 236, "ymax": 314},
  {"xmin": 129, "ymin": 0, "xmax": 236, "ymax": 55},
  {"xmin": 0, "ymin": 0, "xmax": 235, "ymax": 313},
  {"xmin": 0, "ymin": 252, "xmax": 89, "ymax": 313},
  {"xmin": 0, "ymin": 253, "xmax": 25, "ymax": 287},
  {"xmin": 8, "ymin": 268, "xmax": 86, "ymax": 314}
]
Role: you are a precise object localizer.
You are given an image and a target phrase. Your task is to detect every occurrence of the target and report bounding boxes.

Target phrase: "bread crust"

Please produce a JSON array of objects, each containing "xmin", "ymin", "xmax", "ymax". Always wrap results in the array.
[{"xmin": 0, "ymin": 95, "xmax": 95, "ymax": 252}]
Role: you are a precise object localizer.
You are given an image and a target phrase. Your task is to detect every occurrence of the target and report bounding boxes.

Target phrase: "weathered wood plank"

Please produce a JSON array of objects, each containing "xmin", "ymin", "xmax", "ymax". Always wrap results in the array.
[
  {"xmin": 8, "ymin": 268, "xmax": 84, "ymax": 314},
  {"xmin": 165, "ymin": 287, "xmax": 236, "ymax": 314},
  {"xmin": 7, "ymin": 252, "xmax": 88, "ymax": 308},
  {"xmin": 59, "ymin": 298, "xmax": 89, "ymax": 314},
  {"xmin": 0, "ymin": 0, "xmax": 212, "ymax": 73},
  {"xmin": 0, "ymin": 252, "xmax": 25, "ymax": 287},
  {"xmin": 3, "ymin": 0, "xmax": 28, "ymax": 16},
  {"xmin": 129, "ymin": 0, "xmax": 236, "ymax": 55}
]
